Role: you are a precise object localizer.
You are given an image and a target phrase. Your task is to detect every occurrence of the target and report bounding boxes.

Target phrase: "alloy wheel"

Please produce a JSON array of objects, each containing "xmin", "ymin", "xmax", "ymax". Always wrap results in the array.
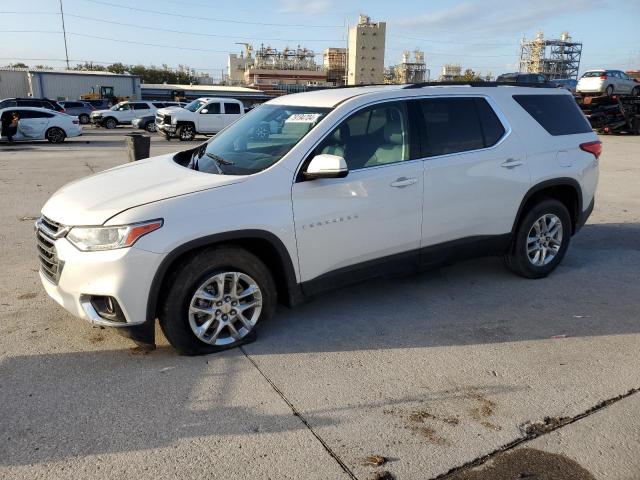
[
  {"xmin": 188, "ymin": 272, "xmax": 262, "ymax": 346},
  {"xmin": 46, "ymin": 128, "xmax": 65, "ymax": 143},
  {"xmin": 526, "ymin": 214, "xmax": 563, "ymax": 267}
]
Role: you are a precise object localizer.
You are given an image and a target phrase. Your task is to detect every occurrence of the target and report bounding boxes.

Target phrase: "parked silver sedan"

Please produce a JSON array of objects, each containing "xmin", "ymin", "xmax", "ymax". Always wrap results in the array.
[{"xmin": 577, "ymin": 70, "xmax": 640, "ymax": 96}]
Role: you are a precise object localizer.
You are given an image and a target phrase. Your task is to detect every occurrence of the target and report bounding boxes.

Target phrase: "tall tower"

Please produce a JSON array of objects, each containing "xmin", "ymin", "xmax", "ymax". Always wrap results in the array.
[{"xmin": 347, "ymin": 14, "xmax": 386, "ymax": 86}]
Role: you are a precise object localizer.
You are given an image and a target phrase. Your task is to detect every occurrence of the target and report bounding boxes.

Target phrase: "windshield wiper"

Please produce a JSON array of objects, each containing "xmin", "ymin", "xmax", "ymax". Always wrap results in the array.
[
  {"xmin": 205, "ymin": 152, "xmax": 235, "ymax": 174},
  {"xmin": 206, "ymin": 153, "xmax": 234, "ymax": 165}
]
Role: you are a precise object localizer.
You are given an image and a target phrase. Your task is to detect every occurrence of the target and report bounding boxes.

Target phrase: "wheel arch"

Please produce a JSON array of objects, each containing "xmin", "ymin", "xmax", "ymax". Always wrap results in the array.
[
  {"xmin": 146, "ymin": 230, "xmax": 302, "ymax": 325},
  {"xmin": 512, "ymin": 178, "xmax": 583, "ymax": 236}
]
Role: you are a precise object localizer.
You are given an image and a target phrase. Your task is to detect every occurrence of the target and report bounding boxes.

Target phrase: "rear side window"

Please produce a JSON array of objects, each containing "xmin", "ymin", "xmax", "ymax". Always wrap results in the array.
[
  {"xmin": 419, "ymin": 98, "xmax": 484, "ymax": 156},
  {"xmin": 131, "ymin": 103, "xmax": 149, "ymax": 110},
  {"xmin": 224, "ymin": 103, "xmax": 241, "ymax": 114},
  {"xmin": 513, "ymin": 94, "xmax": 591, "ymax": 136},
  {"xmin": 16, "ymin": 110, "xmax": 54, "ymax": 118},
  {"xmin": 152, "ymin": 102, "xmax": 165, "ymax": 108}
]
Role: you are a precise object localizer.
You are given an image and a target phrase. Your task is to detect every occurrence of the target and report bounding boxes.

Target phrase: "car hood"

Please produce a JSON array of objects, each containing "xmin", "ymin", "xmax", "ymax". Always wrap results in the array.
[
  {"xmin": 41, "ymin": 153, "xmax": 246, "ymax": 225},
  {"xmin": 91, "ymin": 109, "xmax": 112, "ymax": 116},
  {"xmin": 156, "ymin": 107, "xmax": 177, "ymax": 116}
]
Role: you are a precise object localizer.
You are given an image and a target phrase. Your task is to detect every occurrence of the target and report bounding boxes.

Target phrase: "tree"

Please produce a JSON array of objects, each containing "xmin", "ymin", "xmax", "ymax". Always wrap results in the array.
[
  {"xmin": 452, "ymin": 69, "xmax": 484, "ymax": 82},
  {"xmin": 8, "ymin": 62, "xmax": 29, "ymax": 69}
]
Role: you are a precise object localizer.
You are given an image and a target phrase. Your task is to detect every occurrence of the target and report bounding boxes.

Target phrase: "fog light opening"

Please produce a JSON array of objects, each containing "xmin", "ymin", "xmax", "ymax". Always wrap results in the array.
[{"xmin": 89, "ymin": 295, "xmax": 127, "ymax": 323}]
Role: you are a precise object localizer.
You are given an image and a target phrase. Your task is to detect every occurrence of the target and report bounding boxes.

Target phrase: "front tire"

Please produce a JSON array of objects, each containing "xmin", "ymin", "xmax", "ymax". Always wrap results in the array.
[
  {"xmin": 45, "ymin": 127, "xmax": 66, "ymax": 144},
  {"xmin": 104, "ymin": 117, "xmax": 117, "ymax": 129},
  {"xmin": 178, "ymin": 124, "xmax": 195, "ymax": 141},
  {"xmin": 631, "ymin": 86, "xmax": 640, "ymax": 97},
  {"xmin": 504, "ymin": 198, "xmax": 571, "ymax": 279},
  {"xmin": 159, "ymin": 247, "xmax": 277, "ymax": 355},
  {"xmin": 605, "ymin": 85, "xmax": 614, "ymax": 96}
]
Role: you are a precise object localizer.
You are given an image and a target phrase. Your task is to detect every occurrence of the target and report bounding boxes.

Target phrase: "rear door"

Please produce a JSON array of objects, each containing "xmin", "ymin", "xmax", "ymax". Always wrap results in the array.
[
  {"xmin": 222, "ymin": 102, "xmax": 242, "ymax": 127},
  {"xmin": 198, "ymin": 102, "xmax": 223, "ymax": 133},
  {"xmin": 417, "ymin": 97, "xmax": 530, "ymax": 250}
]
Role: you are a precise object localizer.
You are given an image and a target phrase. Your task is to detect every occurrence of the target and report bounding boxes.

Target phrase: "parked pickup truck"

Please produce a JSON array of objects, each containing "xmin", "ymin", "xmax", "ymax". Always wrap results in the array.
[{"xmin": 155, "ymin": 97, "xmax": 244, "ymax": 141}]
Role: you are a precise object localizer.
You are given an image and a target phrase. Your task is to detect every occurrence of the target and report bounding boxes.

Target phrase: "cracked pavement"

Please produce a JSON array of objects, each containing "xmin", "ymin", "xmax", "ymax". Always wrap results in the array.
[{"xmin": 0, "ymin": 129, "xmax": 638, "ymax": 479}]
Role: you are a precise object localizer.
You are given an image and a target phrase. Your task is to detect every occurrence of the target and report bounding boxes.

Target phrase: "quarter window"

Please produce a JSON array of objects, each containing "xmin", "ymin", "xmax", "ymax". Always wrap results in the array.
[
  {"xmin": 475, "ymin": 98, "xmax": 506, "ymax": 147},
  {"xmin": 513, "ymin": 94, "xmax": 591, "ymax": 136},
  {"xmin": 315, "ymin": 101, "xmax": 411, "ymax": 170}
]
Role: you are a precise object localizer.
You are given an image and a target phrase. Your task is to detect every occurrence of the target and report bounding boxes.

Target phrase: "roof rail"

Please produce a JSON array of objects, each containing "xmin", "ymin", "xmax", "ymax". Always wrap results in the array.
[{"xmin": 403, "ymin": 81, "xmax": 557, "ymax": 89}]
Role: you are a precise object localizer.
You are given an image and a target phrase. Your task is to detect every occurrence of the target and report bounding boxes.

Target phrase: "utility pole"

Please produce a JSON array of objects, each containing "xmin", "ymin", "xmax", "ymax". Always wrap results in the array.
[{"xmin": 59, "ymin": 0, "xmax": 70, "ymax": 69}]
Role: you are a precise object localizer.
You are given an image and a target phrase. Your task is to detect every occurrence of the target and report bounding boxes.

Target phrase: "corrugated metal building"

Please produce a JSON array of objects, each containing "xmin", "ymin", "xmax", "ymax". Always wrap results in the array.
[
  {"xmin": 0, "ymin": 68, "xmax": 141, "ymax": 100},
  {"xmin": 141, "ymin": 83, "xmax": 270, "ymax": 107}
]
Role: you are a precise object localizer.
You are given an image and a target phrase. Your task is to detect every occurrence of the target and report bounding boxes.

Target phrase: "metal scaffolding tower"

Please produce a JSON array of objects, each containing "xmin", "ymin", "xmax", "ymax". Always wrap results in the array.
[{"xmin": 519, "ymin": 31, "xmax": 582, "ymax": 80}]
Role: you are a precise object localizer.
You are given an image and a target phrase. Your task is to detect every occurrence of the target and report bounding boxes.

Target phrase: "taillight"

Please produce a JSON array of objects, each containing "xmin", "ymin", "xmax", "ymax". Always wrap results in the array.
[
  {"xmin": 599, "ymin": 74, "xmax": 607, "ymax": 80},
  {"xmin": 580, "ymin": 141, "xmax": 602, "ymax": 160},
  {"xmin": 58, "ymin": 108, "xmax": 66, "ymax": 113}
]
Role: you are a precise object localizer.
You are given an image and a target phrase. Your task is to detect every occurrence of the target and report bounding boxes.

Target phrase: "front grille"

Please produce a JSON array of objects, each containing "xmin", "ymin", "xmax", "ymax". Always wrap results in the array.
[
  {"xmin": 35, "ymin": 216, "xmax": 65, "ymax": 284},
  {"xmin": 163, "ymin": 115, "xmax": 171, "ymax": 125}
]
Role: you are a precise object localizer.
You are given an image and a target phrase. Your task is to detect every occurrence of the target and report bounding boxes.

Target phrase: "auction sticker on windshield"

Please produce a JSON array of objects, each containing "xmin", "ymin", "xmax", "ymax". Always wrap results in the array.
[{"xmin": 285, "ymin": 113, "xmax": 323, "ymax": 123}]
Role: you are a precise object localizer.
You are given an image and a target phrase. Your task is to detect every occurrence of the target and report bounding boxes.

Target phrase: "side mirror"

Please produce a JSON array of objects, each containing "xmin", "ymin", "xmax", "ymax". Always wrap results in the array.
[
  {"xmin": 201, "ymin": 109, "xmax": 208, "ymax": 114},
  {"xmin": 304, "ymin": 154, "xmax": 348, "ymax": 180}
]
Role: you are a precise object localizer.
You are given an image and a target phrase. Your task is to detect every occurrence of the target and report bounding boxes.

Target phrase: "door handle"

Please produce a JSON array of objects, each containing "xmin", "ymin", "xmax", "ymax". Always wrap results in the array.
[
  {"xmin": 390, "ymin": 177, "xmax": 418, "ymax": 188},
  {"xmin": 500, "ymin": 158, "xmax": 523, "ymax": 168}
]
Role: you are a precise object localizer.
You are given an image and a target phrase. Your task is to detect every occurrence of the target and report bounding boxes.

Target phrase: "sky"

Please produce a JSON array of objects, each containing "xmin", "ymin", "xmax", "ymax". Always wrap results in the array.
[{"xmin": 1, "ymin": 0, "xmax": 639, "ymax": 81}]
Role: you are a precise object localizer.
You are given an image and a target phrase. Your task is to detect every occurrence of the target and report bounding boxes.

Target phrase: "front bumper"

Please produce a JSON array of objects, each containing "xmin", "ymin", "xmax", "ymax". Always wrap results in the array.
[
  {"xmin": 90, "ymin": 116, "xmax": 103, "ymax": 125},
  {"xmin": 39, "ymin": 237, "xmax": 164, "ymax": 328},
  {"xmin": 156, "ymin": 123, "xmax": 176, "ymax": 135}
]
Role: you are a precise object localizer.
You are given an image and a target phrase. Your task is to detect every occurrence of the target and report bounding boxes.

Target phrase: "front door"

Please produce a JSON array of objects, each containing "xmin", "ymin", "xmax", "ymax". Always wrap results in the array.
[
  {"xmin": 292, "ymin": 101, "xmax": 423, "ymax": 290},
  {"xmin": 198, "ymin": 102, "xmax": 224, "ymax": 133}
]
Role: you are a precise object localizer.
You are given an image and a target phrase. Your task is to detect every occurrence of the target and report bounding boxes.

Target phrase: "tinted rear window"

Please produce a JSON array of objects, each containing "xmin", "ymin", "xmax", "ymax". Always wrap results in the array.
[
  {"xmin": 513, "ymin": 94, "xmax": 591, "ymax": 136},
  {"xmin": 224, "ymin": 103, "xmax": 241, "ymax": 114},
  {"xmin": 581, "ymin": 71, "xmax": 603, "ymax": 78},
  {"xmin": 419, "ymin": 98, "xmax": 484, "ymax": 156}
]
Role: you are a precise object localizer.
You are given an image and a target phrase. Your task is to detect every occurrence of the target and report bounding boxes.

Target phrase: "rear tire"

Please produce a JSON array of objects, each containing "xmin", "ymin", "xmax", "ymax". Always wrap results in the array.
[
  {"xmin": 631, "ymin": 86, "xmax": 640, "ymax": 97},
  {"xmin": 145, "ymin": 122, "xmax": 157, "ymax": 132},
  {"xmin": 78, "ymin": 114, "xmax": 90, "ymax": 125},
  {"xmin": 504, "ymin": 198, "xmax": 571, "ymax": 279},
  {"xmin": 45, "ymin": 127, "xmax": 66, "ymax": 144},
  {"xmin": 159, "ymin": 247, "xmax": 277, "ymax": 355}
]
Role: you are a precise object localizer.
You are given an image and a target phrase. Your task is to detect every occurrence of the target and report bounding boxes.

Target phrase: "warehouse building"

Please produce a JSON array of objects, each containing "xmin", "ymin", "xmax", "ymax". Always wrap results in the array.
[
  {"xmin": 140, "ymin": 83, "xmax": 270, "ymax": 107},
  {"xmin": 0, "ymin": 68, "xmax": 141, "ymax": 100}
]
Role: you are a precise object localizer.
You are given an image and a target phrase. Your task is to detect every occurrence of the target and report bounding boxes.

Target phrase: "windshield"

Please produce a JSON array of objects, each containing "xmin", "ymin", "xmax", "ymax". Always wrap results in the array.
[
  {"xmin": 110, "ymin": 102, "xmax": 129, "ymax": 111},
  {"xmin": 185, "ymin": 99, "xmax": 207, "ymax": 112},
  {"xmin": 184, "ymin": 104, "xmax": 331, "ymax": 175}
]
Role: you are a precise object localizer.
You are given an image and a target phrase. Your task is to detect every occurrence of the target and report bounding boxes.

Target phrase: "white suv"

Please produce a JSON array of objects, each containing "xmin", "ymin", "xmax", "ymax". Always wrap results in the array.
[
  {"xmin": 155, "ymin": 97, "xmax": 244, "ymax": 141},
  {"xmin": 90, "ymin": 101, "xmax": 158, "ymax": 129},
  {"xmin": 37, "ymin": 85, "xmax": 600, "ymax": 354}
]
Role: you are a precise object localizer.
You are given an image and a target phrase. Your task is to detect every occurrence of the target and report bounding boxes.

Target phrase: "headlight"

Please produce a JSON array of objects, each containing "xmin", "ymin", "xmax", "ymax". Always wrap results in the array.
[{"xmin": 66, "ymin": 219, "xmax": 163, "ymax": 251}]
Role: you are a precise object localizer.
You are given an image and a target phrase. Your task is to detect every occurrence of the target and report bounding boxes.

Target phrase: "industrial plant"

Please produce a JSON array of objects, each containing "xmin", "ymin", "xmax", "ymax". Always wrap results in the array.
[{"xmin": 519, "ymin": 31, "xmax": 583, "ymax": 80}]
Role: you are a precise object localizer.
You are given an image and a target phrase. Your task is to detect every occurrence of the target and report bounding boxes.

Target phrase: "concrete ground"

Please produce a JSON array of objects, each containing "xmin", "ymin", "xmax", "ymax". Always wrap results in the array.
[{"xmin": 0, "ymin": 127, "xmax": 638, "ymax": 479}]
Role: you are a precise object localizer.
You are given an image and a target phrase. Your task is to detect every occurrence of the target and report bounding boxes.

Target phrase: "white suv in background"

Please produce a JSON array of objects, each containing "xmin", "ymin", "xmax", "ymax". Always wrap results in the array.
[
  {"xmin": 37, "ymin": 85, "xmax": 600, "ymax": 355},
  {"xmin": 90, "ymin": 101, "xmax": 159, "ymax": 129},
  {"xmin": 577, "ymin": 69, "xmax": 640, "ymax": 96},
  {"xmin": 155, "ymin": 97, "xmax": 244, "ymax": 141}
]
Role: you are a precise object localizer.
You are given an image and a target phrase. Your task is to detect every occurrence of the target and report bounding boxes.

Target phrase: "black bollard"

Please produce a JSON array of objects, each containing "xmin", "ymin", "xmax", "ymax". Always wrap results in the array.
[{"xmin": 125, "ymin": 133, "xmax": 151, "ymax": 162}]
